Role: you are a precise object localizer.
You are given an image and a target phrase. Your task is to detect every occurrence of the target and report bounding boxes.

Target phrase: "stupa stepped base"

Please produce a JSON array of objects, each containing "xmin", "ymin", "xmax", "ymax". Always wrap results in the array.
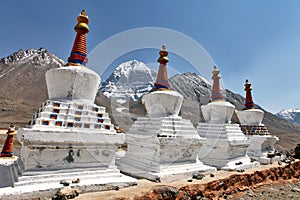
[
  {"xmin": 17, "ymin": 128, "xmax": 124, "ymax": 171},
  {"xmin": 119, "ymin": 159, "xmax": 216, "ymax": 182},
  {"xmin": 0, "ymin": 167, "xmax": 137, "ymax": 200},
  {"xmin": 128, "ymin": 116, "xmax": 198, "ymax": 137},
  {"xmin": 198, "ymin": 123, "xmax": 249, "ymax": 140},
  {"xmin": 197, "ymin": 123, "xmax": 260, "ymax": 170},
  {"xmin": 29, "ymin": 100, "xmax": 115, "ymax": 132},
  {"xmin": 246, "ymin": 134, "xmax": 280, "ymax": 165},
  {"xmin": 117, "ymin": 116, "xmax": 216, "ymax": 182}
]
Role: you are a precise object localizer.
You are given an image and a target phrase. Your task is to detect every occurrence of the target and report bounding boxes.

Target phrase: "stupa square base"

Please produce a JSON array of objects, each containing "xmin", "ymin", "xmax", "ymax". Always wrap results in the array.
[
  {"xmin": 118, "ymin": 160, "xmax": 216, "ymax": 182},
  {"xmin": 198, "ymin": 123, "xmax": 260, "ymax": 170},
  {"xmin": 117, "ymin": 116, "xmax": 216, "ymax": 182},
  {"xmin": 198, "ymin": 139, "xmax": 259, "ymax": 170},
  {"xmin": 0, "ymin": 156, "xmax": 21, "ymax": 187},
  {"xmin": 0, "ymin": 167, "xmax": 137, "ymax": 200},
  {"xmin": 245, "ymin": 133, "xmax": 279, "ymax": 165},
  {"xmin": 17, "ymin": 128, "xmax": 124, "ymax": 171}
]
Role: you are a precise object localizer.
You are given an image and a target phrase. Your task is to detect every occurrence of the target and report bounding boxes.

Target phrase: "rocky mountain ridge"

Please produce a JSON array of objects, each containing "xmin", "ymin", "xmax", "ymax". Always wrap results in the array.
[
  {"xmin": 0, "ymin": 48, "xmax": 65, "ymax": 127},
  {"xmin": 1, "ymin": 48, "xmax": 65, "ymax": 66},
  {"xmin": 277, "ymin": 108, "xmax": 300, "ymax": 125},
  {"xmin": 0, "ymin": 53, "xmax": 299, "ymax": 149}
]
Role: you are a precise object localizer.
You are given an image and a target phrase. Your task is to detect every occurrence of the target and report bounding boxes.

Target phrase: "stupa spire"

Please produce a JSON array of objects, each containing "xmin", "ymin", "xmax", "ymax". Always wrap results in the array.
[
  {"xmin": 244, "ymin": 79, "xmax": 254, "ymax": 109},
  {"xmin": 67, "ymin": 10, "xmax": 90, "ymax": 66},
  {"xmin": 153, "ymin": 45, "xmax": 170, "ymax": 90},
  {"xmin": 211, "ymin": 66, "xmax": 224, "ymax": 101}
]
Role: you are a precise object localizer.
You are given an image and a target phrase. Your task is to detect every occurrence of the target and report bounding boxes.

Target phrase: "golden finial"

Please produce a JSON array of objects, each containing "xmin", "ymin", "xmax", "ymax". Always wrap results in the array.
[
  {"xmin": 212, "ymin": 65, "xmax": 221, "ymax": 79},
  {"xmin": 74, "ymin": 9, "xmax": 90, "ymax": 33},
  {"xmin": 157, "ymin": 44, "xmax": 169, "ymax": 64}
]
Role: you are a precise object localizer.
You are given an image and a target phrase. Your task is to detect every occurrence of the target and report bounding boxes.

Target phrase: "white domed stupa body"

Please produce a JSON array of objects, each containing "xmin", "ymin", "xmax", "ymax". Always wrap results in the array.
[
  {"xmin": 142, "ymin": 90, "xmax": 183, "ymax": 117},
  {"xmin": 237, "ymin": 108, "xmax": 264, "ymax": 125},
  {"xmin": 201, "ymin": 101, "xmax": 235, "ymax": 124},
  {"xmin": 46, "ymin": 65, "xmax": 100, "ymax": 104}
]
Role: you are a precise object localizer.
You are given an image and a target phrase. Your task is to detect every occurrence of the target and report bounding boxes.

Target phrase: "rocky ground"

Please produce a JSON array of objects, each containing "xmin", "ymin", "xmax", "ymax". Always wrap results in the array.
[
  {"xmin": 234, "ymin": 181, "xmax": 300, "ymax": 200},
  {"xmin": 69, "ymin": 161, "xmax": 300, "ymax": 200}
]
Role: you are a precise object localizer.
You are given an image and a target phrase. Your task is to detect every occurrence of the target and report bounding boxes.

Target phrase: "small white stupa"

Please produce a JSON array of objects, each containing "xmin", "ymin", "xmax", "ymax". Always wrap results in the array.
[
  {"xmin": 117, "ymin": 45, "xmax": 216, "ymax": 182},
  {"xmin": 197, "ymin": 66, "xmax": 260, "ymax": 170},
  {"xmin": 0, "ymin": 10, "xmax": 136, "ymax": 199},
  {"xmin": 236, "ymin": 80, "xmax": 279, "ymax": 164}
]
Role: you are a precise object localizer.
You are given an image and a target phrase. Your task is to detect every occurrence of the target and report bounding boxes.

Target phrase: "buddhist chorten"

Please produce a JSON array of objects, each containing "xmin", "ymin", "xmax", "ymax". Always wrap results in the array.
[
  {"xmin": 237, "ymin": 80, "xmax": 279, "ymax": 164},
  {"xmin": 0, "ymin": 10, "xmax": 137, "ymax": 197},
  {"xmin": 117, "ymin": 45, "xmax": 216, "ymax": 182},
  {"xmin": 0, "ymin": 125, "xmax": 20, "ymax": 189},
  {"xmin": 198, "ymin": 67, "xmax": 259, "ymax": 170}
]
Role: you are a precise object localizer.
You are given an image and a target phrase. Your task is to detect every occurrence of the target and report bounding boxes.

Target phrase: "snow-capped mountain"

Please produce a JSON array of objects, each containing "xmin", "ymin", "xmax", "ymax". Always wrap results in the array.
[
  {"xmin": 100, "ymin": 60, "xmax": 156, "ymax": 101},
  {"xmin": 0, "ymin": 49, "xmax": 300, "ymax": 149},
  {"xmin": 276, "ymin": 108, "xmax": 300, "ymax": 125},
  {"xmin": 1, "ymin": 48, "xmax": 65, "ymax": 66}
]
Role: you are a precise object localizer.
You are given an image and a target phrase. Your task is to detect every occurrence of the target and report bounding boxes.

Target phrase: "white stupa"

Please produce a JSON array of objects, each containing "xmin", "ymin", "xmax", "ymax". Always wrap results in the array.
[
  {"xmin": 197, "ymin": 67, "xmax": 260, "ymax": 170},
  {"xmin": 117, "ymin": 45, "xmax": 216, "ymax": 182},
  {"xmin": 236, "ymin": 80, "xmax": 279, "ymax": 164},
  {"xmin": 0, "ymin": 10, "xmax": 136, "ymax": 199}
]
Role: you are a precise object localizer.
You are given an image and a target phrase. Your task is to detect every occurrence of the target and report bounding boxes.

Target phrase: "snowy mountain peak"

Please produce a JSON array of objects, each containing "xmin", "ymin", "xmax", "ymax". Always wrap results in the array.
[
  {"xmin": 276, "ymin": 108, "xmax": 300, "ymax": 125},
  {"xmin": 113, "ymin": 60, "xmax": 153, "ymax": 78},
  {"xmin": 101, "ymin": 60, "xmax": 156, "ymax": 101},
  {"xmin": 1, "ymin": 48, "xmax": 65, "ymax": 67}
]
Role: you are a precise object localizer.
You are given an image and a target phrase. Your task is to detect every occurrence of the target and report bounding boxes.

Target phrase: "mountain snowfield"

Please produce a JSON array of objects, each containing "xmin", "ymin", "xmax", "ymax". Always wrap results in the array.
[
  {"xmin": 277, "ymin": 108, "xmax": 300, "ymax": 125},
  {"xmin": 100, "ymin": 60, "xmax": 156, "ymax": 101}
]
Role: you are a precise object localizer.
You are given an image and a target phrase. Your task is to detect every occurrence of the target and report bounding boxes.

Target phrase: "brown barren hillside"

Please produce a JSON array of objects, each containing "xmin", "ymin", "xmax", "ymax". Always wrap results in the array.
[{"xmin": 0, "ymin": 50, "xmax": 299, "ymax": 150}]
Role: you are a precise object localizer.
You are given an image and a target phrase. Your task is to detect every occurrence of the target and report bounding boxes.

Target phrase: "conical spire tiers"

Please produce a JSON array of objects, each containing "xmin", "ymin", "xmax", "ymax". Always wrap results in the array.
[
  {"xmin": 67, "ymin": 10, "xmax": 90, "ymax": 66},
  {"xmin": 211, "ymin": 66, "xmax": 224, "ymax": 101},
  {"xmin": 153, "ymin": 45, "xmax": 170, "ymax": 90},
  {"xmin": 244, "ymin": 79, "xmax": 254, "ymax": 109}
]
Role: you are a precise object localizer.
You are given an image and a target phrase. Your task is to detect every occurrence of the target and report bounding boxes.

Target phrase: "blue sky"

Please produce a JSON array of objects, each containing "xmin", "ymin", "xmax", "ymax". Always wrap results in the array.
[{"xmin": 1, "ymin": 1, "xmax": 300, "ymax": 114}]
